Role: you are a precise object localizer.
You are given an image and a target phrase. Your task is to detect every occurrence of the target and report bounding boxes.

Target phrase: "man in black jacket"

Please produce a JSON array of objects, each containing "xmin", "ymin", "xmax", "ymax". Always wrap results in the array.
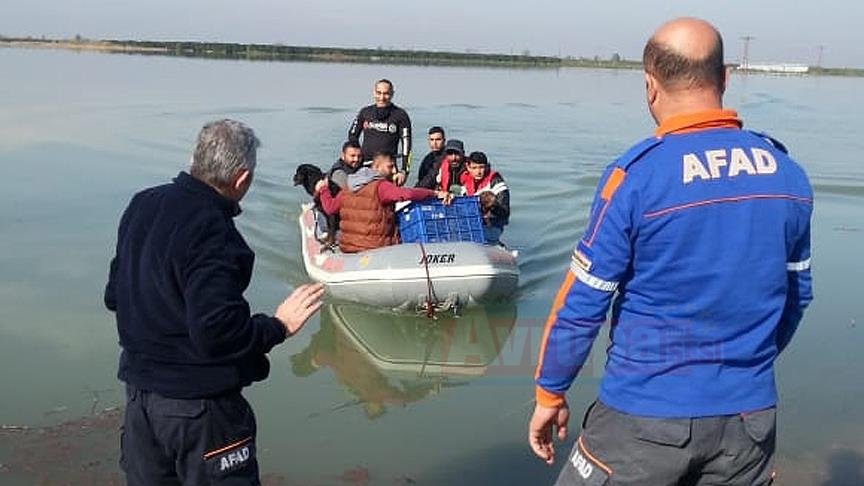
[
  {"xmin": 415, "ymin": 126, "xmax": 445, "ymax": 185},
  {"xmin": 347, "ymin": 79, "xmax": 412, "ymax": 185},
  {"xmin": 105, "ymin": 119, "xmax": 324, "ymax": 484},
  {"xmin": 416, "ymin": 139, "xmax": 466, "ymax": 192}
]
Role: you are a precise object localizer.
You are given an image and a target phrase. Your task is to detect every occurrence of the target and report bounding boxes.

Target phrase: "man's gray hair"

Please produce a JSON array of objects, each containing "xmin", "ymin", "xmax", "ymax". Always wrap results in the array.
[{"xmin": 190, "ymin": 119, "xmax": 260, "ymax": 188}]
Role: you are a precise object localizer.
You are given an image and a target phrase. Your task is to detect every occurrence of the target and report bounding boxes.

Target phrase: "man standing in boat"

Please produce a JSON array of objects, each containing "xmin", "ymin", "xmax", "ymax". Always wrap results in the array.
[
  {"xmin": 318, "ymin": 150, "xmax": 451, "ymax": 253},
  {"xmin": 529, "ymin": 18, "xmax": 813, "ymax": 485},
  {"xmin": 105, "ymin": 119, "xmax": 324, "ymax": 484},
  {"xmin": 348, "ymin": 79, "xmax": 412, "ymax": 186}
]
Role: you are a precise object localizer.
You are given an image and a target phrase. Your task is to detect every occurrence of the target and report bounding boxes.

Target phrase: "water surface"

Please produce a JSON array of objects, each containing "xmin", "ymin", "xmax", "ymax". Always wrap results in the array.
[{"xmin": 0, "ymin": 49, "xmax": 862, "ymax": 485}]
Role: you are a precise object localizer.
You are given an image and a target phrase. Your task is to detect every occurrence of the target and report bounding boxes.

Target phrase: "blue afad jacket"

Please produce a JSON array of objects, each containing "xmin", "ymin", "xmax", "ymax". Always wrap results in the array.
[{"xmin": 535, "ymin": 110, "xmax": 813, "ymax": 417}]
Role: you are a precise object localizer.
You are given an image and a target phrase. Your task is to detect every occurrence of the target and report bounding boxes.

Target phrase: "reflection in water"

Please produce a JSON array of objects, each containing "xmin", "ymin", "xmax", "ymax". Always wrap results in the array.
[
  {"xmin": 822, "ymin": 449, "xmax": 864, "ymax": 486},
  {"xmin": 291, "ymin": 303, "xmax": 517, "ymax": 420}
]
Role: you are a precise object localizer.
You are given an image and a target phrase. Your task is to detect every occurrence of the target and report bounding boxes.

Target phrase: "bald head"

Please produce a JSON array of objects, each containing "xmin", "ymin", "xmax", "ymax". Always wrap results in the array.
[{"xmin": 643, "ymin": 18, "xmax": 725, "ymax": 92}]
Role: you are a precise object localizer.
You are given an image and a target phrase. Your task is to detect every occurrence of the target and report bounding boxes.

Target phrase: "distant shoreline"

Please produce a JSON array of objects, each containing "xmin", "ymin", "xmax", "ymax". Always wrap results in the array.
[{"xmin": 2, "ymin": 37, "xmax": 862, "ymax": 77}]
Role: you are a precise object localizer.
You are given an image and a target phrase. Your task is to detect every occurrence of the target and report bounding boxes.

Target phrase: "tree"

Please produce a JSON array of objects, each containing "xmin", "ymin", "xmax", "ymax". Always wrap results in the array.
[{"xmin": 610, "ymin": 52, "xmax": 621, "ymax": 63}]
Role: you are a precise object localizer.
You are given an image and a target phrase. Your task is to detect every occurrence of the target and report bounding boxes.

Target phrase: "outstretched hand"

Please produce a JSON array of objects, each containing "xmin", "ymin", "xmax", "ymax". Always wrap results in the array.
[
  {"xmin": 275, "ymin": 283, "xmax": 325, "ymax": 336},
  {"xmin": 528, "ymin": 402, "xmax": 570, "ymax": 465}
]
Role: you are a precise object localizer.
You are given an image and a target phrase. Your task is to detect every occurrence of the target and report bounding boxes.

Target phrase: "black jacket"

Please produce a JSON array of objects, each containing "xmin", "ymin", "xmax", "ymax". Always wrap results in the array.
[
  {"xmin": 416, "ymin": 150, "xmax": 443, "ymax": 185},
  {"xmin": 347, "ymin": 104, "xmax": 412, "ymax": 169},
  {"xmin": 105, "ymin": 172, "xmax": 286, "ymax": 398},
  {"xmin": 328, "ymin": 158, "xmax": 360, "ymax": 191},
  {"xmin": 416, "ymin": 158, "xmax": 464, "ymax": 191}
]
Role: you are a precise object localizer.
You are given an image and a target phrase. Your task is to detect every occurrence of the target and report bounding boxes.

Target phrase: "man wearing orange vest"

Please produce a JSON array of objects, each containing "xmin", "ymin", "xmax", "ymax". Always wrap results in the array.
[{"xmin": 318, "ymin": 151, "xmax": 452, "ymax": 253}]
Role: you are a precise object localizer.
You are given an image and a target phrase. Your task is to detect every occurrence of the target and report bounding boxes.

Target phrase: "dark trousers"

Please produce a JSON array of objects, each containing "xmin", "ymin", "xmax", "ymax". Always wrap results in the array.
[
  {"xmin": 556, "ymin": 401, "xmax": 776, "ymax": 486},
  {"xmin": 121, "ymin": 385, "xmax": 260, "ymax": 485}
]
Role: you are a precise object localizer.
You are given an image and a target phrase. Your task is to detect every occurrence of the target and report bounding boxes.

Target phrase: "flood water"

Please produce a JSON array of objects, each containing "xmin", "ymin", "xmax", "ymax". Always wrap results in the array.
[{"xmin": 0, "ymin": 48, "xmax": 862, "ymax": 485}]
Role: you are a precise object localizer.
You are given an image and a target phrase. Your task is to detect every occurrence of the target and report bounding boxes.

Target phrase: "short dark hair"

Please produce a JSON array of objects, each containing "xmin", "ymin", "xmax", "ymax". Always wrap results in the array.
[
  {"xmin": 375, "ymin": 79, "xmax": 394, "ymax": 92},
  {"xmin": 642, "ymin": 36, "xmax": 725, "ymax": 91},
  {"xmin": 467, "ymin": 151, "xmax": 488, "ymax": 165},
  {"xmin": 372, "ymin": 150, "xmax": 395, "ymax": 161},
  {"xmin": 341, "ymin": 140, "xmax": 361, "ymax": 153},
  {"xmin": 428, "ymin": 126, "xmax": 445, "ymax": 137}
]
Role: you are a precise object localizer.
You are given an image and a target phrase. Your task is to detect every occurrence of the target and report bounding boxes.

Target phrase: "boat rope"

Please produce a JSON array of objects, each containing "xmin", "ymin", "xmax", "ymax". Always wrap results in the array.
[{"xmin": 418, "ymin": 242, "xmax": 439, "ymax": 318}]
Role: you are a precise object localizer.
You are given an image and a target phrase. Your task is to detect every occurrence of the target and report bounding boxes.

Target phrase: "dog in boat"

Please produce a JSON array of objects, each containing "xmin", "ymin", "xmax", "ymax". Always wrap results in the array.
[{"xmin": 293, "ymin": 163, "xmax": 341, "ymax": 249}]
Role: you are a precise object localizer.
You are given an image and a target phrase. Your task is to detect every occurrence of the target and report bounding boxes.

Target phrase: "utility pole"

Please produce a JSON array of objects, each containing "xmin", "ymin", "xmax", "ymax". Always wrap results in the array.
[
  {"xmin": 816, "ymin": 45, "xmax": 825, "ymax": 68},
  {"xmin": 740, "ymin": 35, "xmax": 755, "ymax": 71}
]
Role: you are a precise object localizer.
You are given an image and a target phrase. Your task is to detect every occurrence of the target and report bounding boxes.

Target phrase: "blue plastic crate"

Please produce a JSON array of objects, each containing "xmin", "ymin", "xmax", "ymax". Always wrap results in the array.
[{"xmin": 398, "ymin": 196, "xmax": 485, "ymax": 244}]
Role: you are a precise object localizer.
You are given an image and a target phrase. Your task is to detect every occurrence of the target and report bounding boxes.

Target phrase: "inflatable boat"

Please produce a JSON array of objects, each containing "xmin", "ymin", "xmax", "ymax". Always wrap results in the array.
[{"xmin": 298, "ymin": 204, "xmax": 519, "ymax": 310}]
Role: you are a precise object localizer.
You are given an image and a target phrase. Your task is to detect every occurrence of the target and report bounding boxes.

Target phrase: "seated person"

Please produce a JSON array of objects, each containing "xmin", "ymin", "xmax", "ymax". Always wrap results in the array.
[
  {"xmin": 329, "ymin": 140, "xmax": 363, "ymax": 191},
  {"xmin": 416, "ymin": 139, "xmax": 465, "ymax": 193},
  {"xmin": 318, "ymin": 140, "xmax": 364, "ymax": 248},
  {"xmin": 459, "ymin": 151, "xmax": 510, "ymax": 244},
  {"xmin": 318, "ymin": 151, "xmax": 452, "ymax": 253},
  {"xmin": 416, "ymin": 126, "xmax": 446, "ymax": 184}
]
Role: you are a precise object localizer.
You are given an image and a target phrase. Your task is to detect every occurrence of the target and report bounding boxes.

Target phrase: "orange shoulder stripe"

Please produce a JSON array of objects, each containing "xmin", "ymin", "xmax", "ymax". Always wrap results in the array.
[{"xmin": 600, "ymin": 167, "xmax": 626, "ymax": 201}]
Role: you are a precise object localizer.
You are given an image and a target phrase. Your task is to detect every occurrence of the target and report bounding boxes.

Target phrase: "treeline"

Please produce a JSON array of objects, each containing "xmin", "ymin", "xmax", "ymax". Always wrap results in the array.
[
  {"xmin": 126, "ymin": 40, "xmax": 561, "ymax": 67},
  {"xmin": 0, "ymin": 36, "xmax": 643, "ymax": 70},
  {"xmin": 3, "ymin": 37, "xmax": 862, "ymax": 76},
  {"xmin": 809, "ymin": 66, "xmax": 864, "ymax": 77}
]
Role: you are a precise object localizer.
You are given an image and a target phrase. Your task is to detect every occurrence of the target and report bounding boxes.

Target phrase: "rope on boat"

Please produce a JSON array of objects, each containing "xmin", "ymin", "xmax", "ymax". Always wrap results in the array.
[{"xmin": 418, "ymin": 242, "xmax": 439, "ymax": 318}]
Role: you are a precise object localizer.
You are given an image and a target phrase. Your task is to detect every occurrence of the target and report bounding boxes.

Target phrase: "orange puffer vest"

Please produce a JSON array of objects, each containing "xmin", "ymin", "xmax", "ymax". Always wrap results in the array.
[{"xmin": 339, "ymin": 180, "xmax": 398, "ymax": 253}]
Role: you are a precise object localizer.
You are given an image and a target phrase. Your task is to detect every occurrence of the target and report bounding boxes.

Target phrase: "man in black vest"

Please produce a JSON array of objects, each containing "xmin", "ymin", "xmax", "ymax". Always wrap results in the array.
[
  {"xmin": 105, "ymin": 119, "xmax": 324, "ymax": 484},
  {"xmin": 328, "ymin": 140, "xmax": 363, "ymax": 190}
]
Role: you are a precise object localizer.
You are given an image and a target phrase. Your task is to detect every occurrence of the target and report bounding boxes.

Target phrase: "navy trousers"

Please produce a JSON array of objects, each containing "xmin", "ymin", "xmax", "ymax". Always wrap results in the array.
[{"xmin": 121, "ymin": 385, "xmax": 260, "ymax": 485}]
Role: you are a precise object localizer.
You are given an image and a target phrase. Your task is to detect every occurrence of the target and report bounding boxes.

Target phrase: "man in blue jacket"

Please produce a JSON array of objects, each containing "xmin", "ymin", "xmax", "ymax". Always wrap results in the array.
[
  {"xmin": 105, "ymin": 119, "xmax": 324, "ymax": 484},
  {"xmin": 529, "ymin": 18, "xmax": 813, "ymax": 485}
]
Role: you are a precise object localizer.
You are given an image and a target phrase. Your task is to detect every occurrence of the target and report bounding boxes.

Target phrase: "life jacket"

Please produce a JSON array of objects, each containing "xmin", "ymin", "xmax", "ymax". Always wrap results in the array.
[
  {"xmin": 459, "ymin": 169, "xmax": 499, "ymax": 195},
  {"xmin": 338, "ymin": 180, "xmax": 398, "ymax": 253},
  {"xmin": 437, "ymin": 160, "xmax": 464, "ymax": 192}
]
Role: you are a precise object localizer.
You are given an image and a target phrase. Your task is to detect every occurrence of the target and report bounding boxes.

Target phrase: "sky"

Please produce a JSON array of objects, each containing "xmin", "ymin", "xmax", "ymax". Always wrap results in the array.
[{"xmin": 2, "ymin": 0, "xmax": 863, "ymax": 68}]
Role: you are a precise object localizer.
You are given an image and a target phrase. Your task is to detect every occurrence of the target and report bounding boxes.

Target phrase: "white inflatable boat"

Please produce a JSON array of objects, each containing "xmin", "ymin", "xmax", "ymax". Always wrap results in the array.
[{"xmin": 298, "ymin": 204, "xmax": 519, "ymax": 310}]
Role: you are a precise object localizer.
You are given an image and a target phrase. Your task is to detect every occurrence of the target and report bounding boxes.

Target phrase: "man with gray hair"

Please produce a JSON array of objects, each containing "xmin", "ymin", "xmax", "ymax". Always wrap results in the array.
[{"xmin": 105, "ymin": 119, "xmax": 324, "ymax": 484}]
